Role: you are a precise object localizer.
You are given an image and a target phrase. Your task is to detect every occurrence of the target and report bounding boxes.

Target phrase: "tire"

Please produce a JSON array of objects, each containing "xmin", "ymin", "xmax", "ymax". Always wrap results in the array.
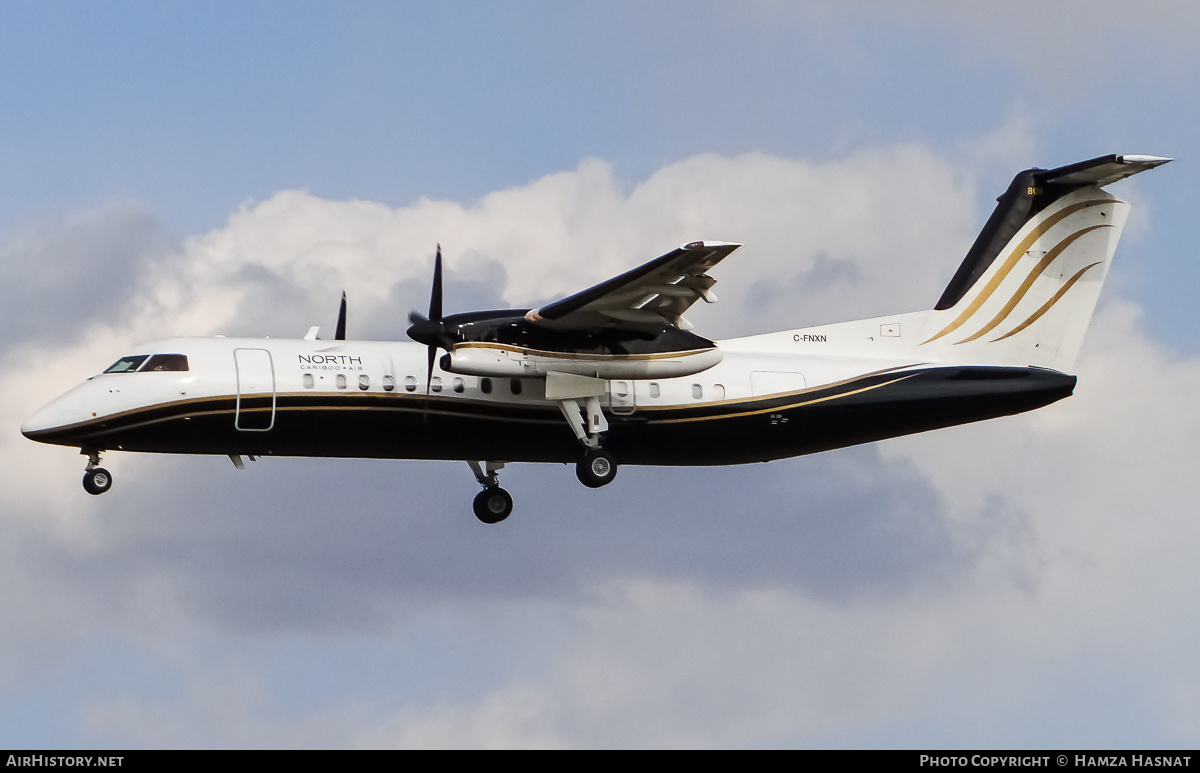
[
  {"xmin": 473, "ymin": 486, "xmax": 513, "ymax": 524},
  {"xmin": 576, "ymin": 448, "xmax": 617, "ymax": 488},
  {"xmin": 83, "ymin": 467, "xmax": 113, "ymax": 496}
]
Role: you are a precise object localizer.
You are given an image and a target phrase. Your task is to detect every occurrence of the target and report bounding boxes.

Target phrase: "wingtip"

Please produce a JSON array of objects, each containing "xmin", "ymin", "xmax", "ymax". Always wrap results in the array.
[
  {"xmin": 1117, "ymin": 154, "xmax": 1172, "ymax": 166},
  {"xmin": 680, "ymin": 240, "xmax": 742, "ymax": 250},
  {"xmin": 334, "ymin": 290, "xmax": 348, "ymax": 340}
]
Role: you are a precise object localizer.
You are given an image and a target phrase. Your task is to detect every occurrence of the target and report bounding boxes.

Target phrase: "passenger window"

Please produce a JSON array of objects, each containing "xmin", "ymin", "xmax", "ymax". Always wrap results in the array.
[
  {"xmin": 358, "ymin": 374, "xmax": 370, "ymax": 391},
  {"xmin": 692, "ymin": 384, "xmax": 703, "ymax": 399},
  {"xmin": 143, "ymin": 354, "xmax": 189, "ymax": 372},
  {"xmin": 481, "ymin": 377, "xmax": 492, "ymax": 394},
  {"xmin": 383, "ymin": 375, "xmax": 395, "ymax": 392},
  {"xmin": 303, "ymin": 374, "xmax": 315, "ymax": 389},
  {"xmin": 336, "ymin": 374, "xmax": 347, "ymax": 389},
  {"xmin": 453, "ymin": 377, "xmax": 465, "ymax": 393},
  {"xmin": 103, "ymin": 355, "xmax": 149, "ymax": 373},
  {"xmin": 404, "ymin": 376, "xmax": 417, "ymax": 392},
  {"xmin": 510, "ymin": 378, "xmax": 522, "ymax": 395},
  {"xmin": 614, "ymin": 381, "xmax": 628, "ymax": 397},
  {"xmin": 431, "ymin": 376, "xmax": 442, "ymax": 393},
  {"xmin": 648, "ymin": 382, "xmax": 660, "ymax": 399},
  {"xmin": 713, "ymin": 384, "xmax": 725, "ymax": 400}
]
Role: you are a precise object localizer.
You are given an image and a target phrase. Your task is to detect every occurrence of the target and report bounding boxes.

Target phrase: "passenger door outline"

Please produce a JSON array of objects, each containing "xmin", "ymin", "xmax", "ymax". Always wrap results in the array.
[{"xmin": 234, "ymin": 348, "xmax": 276, "ymax": 431}]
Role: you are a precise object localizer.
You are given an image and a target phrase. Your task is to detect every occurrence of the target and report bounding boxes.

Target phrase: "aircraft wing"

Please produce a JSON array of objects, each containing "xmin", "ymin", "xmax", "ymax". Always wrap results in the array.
[{"xmin": 526, "ymin": 240, "xmax": 740, "ymax": 332}]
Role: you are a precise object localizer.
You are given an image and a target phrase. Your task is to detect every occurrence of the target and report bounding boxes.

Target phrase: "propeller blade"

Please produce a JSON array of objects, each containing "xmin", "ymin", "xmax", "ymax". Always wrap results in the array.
[
  {"xmin": 334, "ymin": 291, "xmax": 347, "ymax": 340},
  {"xmin": 430, "ymin": 244, "xmax": 443, "ymax": 322},
  {"xmin": 407, "ymin": 245, "xmax": 455, "ymax": 350},
  {"xmin": 407, "ymin": 244, "xmax": 450, "ymax": 422},
  {"xmin": 423, "ymin": 342, "xmax": 437, "ymax": 423}
]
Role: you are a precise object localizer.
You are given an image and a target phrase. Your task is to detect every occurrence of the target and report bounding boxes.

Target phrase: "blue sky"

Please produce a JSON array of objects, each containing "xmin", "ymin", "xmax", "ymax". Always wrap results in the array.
[
  {"xmin": 2, "ymin": 1, "xmax": 1199, "ymax": 749},
  {"xmin": 3, "ymin": 2, "xmax": 1193, "ymax": 347}
]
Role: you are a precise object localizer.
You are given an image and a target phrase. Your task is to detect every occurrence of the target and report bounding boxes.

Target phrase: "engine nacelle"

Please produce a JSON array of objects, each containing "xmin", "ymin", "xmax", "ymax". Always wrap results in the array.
[{"xmin": 441, "ymin": 344, "xmax": 722, "ymax": 380}]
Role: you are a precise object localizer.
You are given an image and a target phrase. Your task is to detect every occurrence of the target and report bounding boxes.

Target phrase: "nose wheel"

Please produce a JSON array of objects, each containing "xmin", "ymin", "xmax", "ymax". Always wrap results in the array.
[
  {"xmin": 81, "ymin": 449, "xmax": 112, "ymax": 495},
  {"xmin": 83, "ymin": 468, "xmax": 113, "ymax": 495},
  {"xmin": 472, "ymin": 486, "xmax": 513, "ymax": 524},
  {"xmin": 467, "ymin": 461, "xmax": 513, "ymax": 524}
]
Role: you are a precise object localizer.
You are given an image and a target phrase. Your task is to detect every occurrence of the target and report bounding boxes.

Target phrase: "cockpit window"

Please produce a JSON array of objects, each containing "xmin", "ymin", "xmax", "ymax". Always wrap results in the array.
[
  {"xmin": 102, "ymin": 353, "xmax": 189, "ymax": 374},
  {"xmin": 143, "ymin": 354, "xmax": 189, "ymax": 372},
  {"xmin": 104, "ymin": 355, "xmax": 150, "ymax": 373}
]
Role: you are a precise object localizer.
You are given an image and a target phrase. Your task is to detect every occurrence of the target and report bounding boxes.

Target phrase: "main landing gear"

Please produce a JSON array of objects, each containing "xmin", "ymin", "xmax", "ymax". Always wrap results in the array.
[
  {"xmin": 576, "ymin": 447, "xmax": 617, "ymax": 488},
  {"xmin": 556, "ymin": 389, "xmax": 619, "ymax": 490},
  {"xmin": 81, "ymin": 449, "xmax": 112, "ymax": 495},
  {"xmin": 467, "ymin": 461, "xmax": 513, "ymax": 524}
]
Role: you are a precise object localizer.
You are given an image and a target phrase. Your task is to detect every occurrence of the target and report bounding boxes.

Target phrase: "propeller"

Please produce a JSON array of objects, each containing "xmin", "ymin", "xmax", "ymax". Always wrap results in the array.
[
  {"xmin": 334, "ymin": 291, "xmax": 347, "ymax": 341},
  {"xmin": 406, "ymin": 245, "xmax": 455, "ymax": 415}
]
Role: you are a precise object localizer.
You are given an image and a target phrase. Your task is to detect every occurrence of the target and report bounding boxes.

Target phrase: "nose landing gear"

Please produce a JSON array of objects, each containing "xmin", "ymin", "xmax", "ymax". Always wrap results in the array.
[
  {"xmin": 472, "ymin": 486, "xmax": 513, "ymax": 524},
  {"xmin": 81, "ymin": 449, "xmax": 112, "ymax": 495},
  {"xmin": 467, "ymin": 461, "xmax": 513, "ymax": 524}
]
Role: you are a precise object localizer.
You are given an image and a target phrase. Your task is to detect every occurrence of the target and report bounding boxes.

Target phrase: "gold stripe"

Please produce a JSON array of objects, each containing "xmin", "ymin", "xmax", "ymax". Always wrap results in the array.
[
  {"xmin": 55, "ymin": 391, "xmax": 569, "ymax": 436},
  {"xmin": 990, "ymin": 262, "xmax": 1102, "ymax": 342},
  {"xmin": 954, "ymin": 224, "xmax": 1112, "ymax": 344},
  {"xmin": 452, "ymin": 341, "xmax": 714, "ymax": 361},
  {"xmin": 55, "ymin": 367, "xmax": 928, "ymax": 435},
  {"xmin": 654, "ymin": 374, "xmax": 919, "ymax": 424},
  {"xmin": 922, "ymin": 199, "xmax": 1113, "ymax": 345},
  {"xmin": 631, "ymin": 363, "xmax": 924, "ymax": 412}
]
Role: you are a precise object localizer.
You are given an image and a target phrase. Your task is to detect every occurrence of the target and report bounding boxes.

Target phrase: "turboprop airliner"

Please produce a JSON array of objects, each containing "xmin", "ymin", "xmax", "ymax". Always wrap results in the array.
[{"xmin": 22, "ymin": 154, "xmax": 1170, "ymax": 523}]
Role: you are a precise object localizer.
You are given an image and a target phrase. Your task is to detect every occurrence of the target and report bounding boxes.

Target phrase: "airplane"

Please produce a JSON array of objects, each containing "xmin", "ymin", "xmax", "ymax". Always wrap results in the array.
[{"xmin": 21, "ymin": 153, "xmax": 1170, "ymax": 523}]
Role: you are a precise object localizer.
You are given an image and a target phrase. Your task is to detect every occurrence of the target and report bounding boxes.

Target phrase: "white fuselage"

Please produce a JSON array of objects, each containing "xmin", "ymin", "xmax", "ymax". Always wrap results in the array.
[{"xmin": 23, "ymin": 312, "xmax": 936, "ymax": 444}]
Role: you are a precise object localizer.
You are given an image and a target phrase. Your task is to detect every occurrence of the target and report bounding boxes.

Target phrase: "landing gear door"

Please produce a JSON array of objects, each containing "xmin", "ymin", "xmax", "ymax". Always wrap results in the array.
[{"xmin": 234, "ymin": 348, "xmax": 276, "ymax": 431}]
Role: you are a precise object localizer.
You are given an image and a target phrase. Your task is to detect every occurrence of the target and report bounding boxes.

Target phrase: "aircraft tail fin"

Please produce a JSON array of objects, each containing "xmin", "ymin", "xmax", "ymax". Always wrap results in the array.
[{"xmin": 919, "ymin": 154, "xmax": 1169, "ymax": 372}]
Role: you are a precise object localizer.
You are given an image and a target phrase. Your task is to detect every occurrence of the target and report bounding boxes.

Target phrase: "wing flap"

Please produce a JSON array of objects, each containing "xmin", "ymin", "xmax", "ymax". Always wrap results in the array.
[{"xmin": 527, "ymin": 241, "xmax": 739, "ymax": 332}]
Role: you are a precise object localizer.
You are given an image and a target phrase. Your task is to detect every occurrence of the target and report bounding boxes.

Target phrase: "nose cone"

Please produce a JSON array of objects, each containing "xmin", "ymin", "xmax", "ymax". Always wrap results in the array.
[{"xmin": 21, "ymin": 386, "xmax": 89, "ymax": 442}]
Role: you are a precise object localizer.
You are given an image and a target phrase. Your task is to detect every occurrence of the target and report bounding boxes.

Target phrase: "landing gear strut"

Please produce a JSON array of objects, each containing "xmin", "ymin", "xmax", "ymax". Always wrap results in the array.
[
  {"xmin": 555, "ymin": 387, "xmax": 620, "ymax": 490},
  {"xmin": 467, "ymin": 461, "xmax": 513, "ymax": 524},
  {"xmin": 81, "ymin": 448, "xmax": 112, "ymax": 495}
]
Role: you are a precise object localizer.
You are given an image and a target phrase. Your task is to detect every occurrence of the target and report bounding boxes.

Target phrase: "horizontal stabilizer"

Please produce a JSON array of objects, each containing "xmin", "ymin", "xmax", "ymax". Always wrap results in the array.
[{"xmin": 1034, "ymin": 154, "xmax": 1172, "ymax": 188}]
